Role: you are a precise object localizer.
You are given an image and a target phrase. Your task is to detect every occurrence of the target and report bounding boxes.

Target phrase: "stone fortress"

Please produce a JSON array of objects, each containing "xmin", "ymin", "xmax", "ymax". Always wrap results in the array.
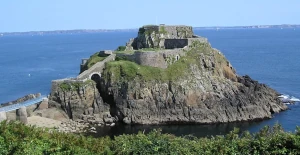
[
  {"xmin": 114, "ymin": 24, "xmax": 208, "ymax": 69},
  {"xmin": 47, "ymin": 24, "xmax": 286, "ymax": 127},
  {"xmin": 50, "ymin": 24, "xmax": 211, "ymax": 123},
  {"xmin": 60, "ymin": 24, "xmax": 209, "ymax": 82}
]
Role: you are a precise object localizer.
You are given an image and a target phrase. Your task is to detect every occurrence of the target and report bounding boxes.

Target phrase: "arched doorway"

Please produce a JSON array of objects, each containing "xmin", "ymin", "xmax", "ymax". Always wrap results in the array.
[
  {"xmin": 89, "ymin": 72, "xmax": 101, "ymax": 83},
  {"xmin": 91, "ymin": 73, "xmax": 101, "ymax": 83}
]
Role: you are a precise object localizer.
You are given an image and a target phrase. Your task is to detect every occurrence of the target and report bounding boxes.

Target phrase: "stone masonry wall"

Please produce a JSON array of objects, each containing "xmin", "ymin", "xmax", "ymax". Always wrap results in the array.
[
  {"xmin": 77, "ymin": 54, "xmax": 116, "ymax": 80},
  {"xmin": 134, "ymin": 52, "xmax": 167, "ymax": 68},
  {"xmin": 116, "ymin": 49, "xmax": 186, "ymax": 69},
  {"xmin": 130, "ymin": 25, "xmax": 194, "ymax": 50},
  {"xmin": 161, "ymin": 25, "xmax": 193, "ymax": 39},
  {"xmin": 187, "ymin": 37, "xmax": 208, "ymax": 46}
]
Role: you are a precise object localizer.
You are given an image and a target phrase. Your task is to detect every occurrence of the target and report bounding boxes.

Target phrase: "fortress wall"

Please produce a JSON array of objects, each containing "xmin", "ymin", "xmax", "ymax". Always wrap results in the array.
[
  {"xmin": 161, "ymin": 49, "xmax": 186, "ymax": 58},
  {"xmin": 115, "ymin": 53, "xmax": 136, "ymax": 62},
  {"xmin": 116, "ymin": 49, "xmax": 187, "ymax": 69},
  {"xmin": 134, "ymin": 51, "xmax": 167, "ymax": 68},
  {"xmin": 161, "ymin": 25, "xmax": 193, "ymax": 38},
  {"xmin": 187, "ymin": 37, "xmax": 208, "ymax": 46}
]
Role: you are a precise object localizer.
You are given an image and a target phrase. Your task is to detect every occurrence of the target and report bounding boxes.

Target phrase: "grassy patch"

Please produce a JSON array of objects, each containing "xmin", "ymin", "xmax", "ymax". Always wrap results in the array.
[
  {"xmin": 139, "ymin": 48, "xmax": 161, "ymax": 52},
  {"xmin": 59, "ymin": 80, "xmax": 94, "ymax": 91},
  {"xmin": 107, "ymin": 42, "xmax": 234, "ymax": 82},
  {"xmin": 81, "ymin": 52, "xmax": 107, "ymax": 72},
  {"xmin": 104, "ymin": 44, "xmax": 208, "ymax": 82},
  {"xmin": 116, "ymin": 46, "xmax": 126, "ymax": 51},
  {"xmin": 159, "ymin": 26, "xmax": 167, "ymax": 34},
  {"xmin": 104, "ymin": 60, "xmax": 165, "ymax": 82},
  {"xmin": 114, "ymin": 50, "xmax": 135, "ymax": 54}
]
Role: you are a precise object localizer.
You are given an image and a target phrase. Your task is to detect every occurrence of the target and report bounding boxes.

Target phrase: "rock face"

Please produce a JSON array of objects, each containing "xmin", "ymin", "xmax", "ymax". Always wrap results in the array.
[
  {"xmin": 49, "ymin": 25, "xmax": 287, "ymax": 125},
  {"xmin": 16, "ymin": 107, "xmax": 28, "ymax": 124},
  {"xmin": 49, "ymin": 80, "xmax": 110, "ymax": 123},
  {"xmin": 100, "ymin": 44, "xmax": 287, "ymax": 124},
  {"xmin": 0, "ymin": 112, "xmax": 7, "ymax": 122}
]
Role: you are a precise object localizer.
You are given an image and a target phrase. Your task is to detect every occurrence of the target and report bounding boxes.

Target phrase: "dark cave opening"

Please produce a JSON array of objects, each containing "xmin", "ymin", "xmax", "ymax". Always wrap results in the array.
[{"xmin": 90, "ymin": 74, "xmax": 120, "ymax": 119}]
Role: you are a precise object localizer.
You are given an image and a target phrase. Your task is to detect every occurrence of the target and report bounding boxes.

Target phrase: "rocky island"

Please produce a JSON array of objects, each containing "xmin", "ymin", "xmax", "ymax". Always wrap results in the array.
[{"xmin": 48, "ymin": 24, "xmax": 287, "ymax": 126}]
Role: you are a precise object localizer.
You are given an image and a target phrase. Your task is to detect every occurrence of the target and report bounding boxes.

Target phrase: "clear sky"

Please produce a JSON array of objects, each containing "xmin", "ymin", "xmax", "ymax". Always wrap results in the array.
[{"xmin": 1, "ymin": 0, "xmax": 300, "ymax": 32}]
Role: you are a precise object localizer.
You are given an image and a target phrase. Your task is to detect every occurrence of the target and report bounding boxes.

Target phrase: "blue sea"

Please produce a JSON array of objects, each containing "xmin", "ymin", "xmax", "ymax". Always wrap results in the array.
[{"xmin": 0, "ymin": 28, "xmax": 299, "ymax": 137}]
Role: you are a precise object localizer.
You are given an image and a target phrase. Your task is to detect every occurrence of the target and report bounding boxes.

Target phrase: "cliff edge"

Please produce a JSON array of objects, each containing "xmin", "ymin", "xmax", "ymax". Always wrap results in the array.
[{"xmin": 49, "ymin": 25, "xmax": 287, "ymax": 125}]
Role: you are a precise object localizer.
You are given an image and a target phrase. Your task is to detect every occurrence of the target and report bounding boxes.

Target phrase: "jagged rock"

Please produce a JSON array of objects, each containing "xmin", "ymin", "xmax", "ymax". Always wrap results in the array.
[
  {"xmin": 94, "ymin": 118, "xmax": 103, "ymax": 124},
  {"xmin": 123, "ymin": 117, "xmax": 131, "ymax": 124},
  {"xmin": 88, "ymin": 107, "xmax": 94, "ymax": 115},
  {"xmin": 0, "ymin": 112, "xmax": 7, "ymax": 122},
  {"xmin": 16, "ymin": 107, "xmax": 28, "ymax": 124},
  {"xmin": 103, "ymin": 117, "xmax": 114, "ymax": 124},
  {"xmin": 93, "ymin": 114, "xmax": 101, "ymax": 118},
  {"xmin": 38, "ymin": 98, "xmax": 49, "ymax": 110},
  {"xmin": 49, "ymin": 80, "xmax": 110, "ymax": 120}
]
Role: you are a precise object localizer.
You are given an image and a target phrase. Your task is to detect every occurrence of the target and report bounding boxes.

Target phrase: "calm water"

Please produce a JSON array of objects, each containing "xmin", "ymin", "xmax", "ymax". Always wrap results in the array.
[{"xmin": 0, "ymin": 28, "xmax": 299, "ymax": 137}]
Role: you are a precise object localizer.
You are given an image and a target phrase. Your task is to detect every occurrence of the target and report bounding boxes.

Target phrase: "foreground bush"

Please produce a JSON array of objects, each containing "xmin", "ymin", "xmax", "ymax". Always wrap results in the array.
[{"xmin": 0, "ymin": 121, "xmax": 300, "ymax": 154}]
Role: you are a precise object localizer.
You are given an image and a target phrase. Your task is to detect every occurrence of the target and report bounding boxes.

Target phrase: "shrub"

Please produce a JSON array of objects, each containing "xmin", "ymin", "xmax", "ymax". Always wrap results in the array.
[
  {"xmin": 1, "ymin": 121, "xmax": 300, "ymax": 154},
  {"xmin": 81, "ymin": 52, "xmax": 107, "ymax": 72},
  {"xmin": 116, "ymin": 46, "xmax": 126, "ymax": 51}
]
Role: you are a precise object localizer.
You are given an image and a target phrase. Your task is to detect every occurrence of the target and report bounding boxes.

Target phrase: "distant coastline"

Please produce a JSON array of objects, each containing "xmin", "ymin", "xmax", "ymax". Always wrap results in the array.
[{"xmin": 1, "ymin": 24, "xmax": 300, "ymax": 36}]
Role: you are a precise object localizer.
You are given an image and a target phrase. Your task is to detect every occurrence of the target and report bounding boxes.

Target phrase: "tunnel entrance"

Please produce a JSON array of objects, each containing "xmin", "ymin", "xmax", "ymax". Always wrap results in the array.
[
  {"xmin": 90, "ymin": 73, "xmax": 119, "ymax": 119},
  {"xmin": 91, "ymin": 74, "xmax": 101, "ymax": 83}
]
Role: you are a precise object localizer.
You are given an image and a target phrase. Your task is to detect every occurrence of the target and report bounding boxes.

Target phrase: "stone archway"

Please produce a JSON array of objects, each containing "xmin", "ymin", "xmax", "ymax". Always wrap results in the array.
[{"xmin": 89, "ymin": 72, "xmax": 101, "ymax": 83}]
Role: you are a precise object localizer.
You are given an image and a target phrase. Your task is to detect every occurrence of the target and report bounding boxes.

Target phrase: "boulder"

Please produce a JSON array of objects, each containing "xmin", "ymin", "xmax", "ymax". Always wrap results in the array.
[
  {"xmin": 0, "ymin": 112, "xmax": 7, "ymax": 122},
  {"xmin": 103, "ymin": 117, "xmax": 114, "ymax": 124},
  {"xmin": 38, "ymin": 98, "xmax": 49, "ymax": 110},
  {"xmin": 123, "ymin": 117, "xmax": 131, "ymax": 124},
  {"xmin": 16, "ymin": 106, "xmax": 28, "ymax": 124}
]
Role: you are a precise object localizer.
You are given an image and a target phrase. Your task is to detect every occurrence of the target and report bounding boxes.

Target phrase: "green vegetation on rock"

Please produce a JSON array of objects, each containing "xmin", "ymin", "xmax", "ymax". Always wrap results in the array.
[
  {"xmin": 104, "ymin": 42, "xmax": 228, "ymax": 83},
  {"xmin": 116, "ymin": 46, "xmax": 126, "ymax": 51},
  {"xmin": 59, "ymin": 80, "xmax": 94, "ymax": 91},
  {"xmin": 1, "ymin": 121, "xmax": 300, "ymax": 154},
  {"xmin": 139, "ymin": 48, "xmax": 161, "ymax": 52},
  {"xmin": 114, "ymin": 50, "xmax": 135, "ymax": 54},
  {"xmin": 81, "ymin": 52, "xmax": 107, "ymax": 71},
  {"xmin": 159, "ymin": 26, "xmax": 167, "ymax": 34},
  {"xmin": 104, "ymin": 60, "xmax": 165, "ymax": 82}
]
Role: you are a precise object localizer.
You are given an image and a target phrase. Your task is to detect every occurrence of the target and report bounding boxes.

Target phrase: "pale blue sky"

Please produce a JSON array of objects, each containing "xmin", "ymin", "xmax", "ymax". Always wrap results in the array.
[{"xmin": 1, "ymin": 0, "xmax": 299, "ymax": 32}]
